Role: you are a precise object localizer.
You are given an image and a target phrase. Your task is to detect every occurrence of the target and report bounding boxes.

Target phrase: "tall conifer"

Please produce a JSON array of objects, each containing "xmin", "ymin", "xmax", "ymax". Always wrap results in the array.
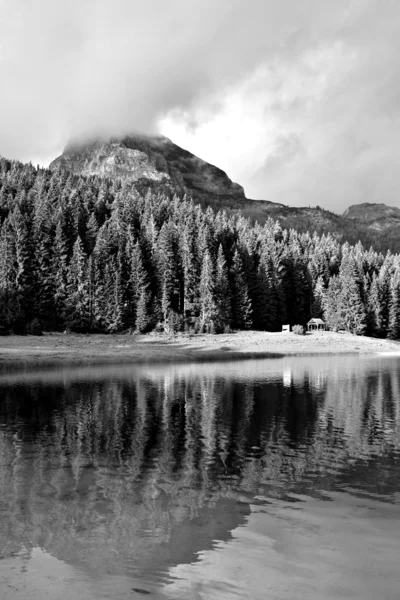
[
  {"xmin": 214, "ymin": 244, "xmax": 232, "ymax": 332},
  {"xmin": 231, "ymin": 249, "xmax": 252, "ymax": 329},
  {"xmin": 388, "ymin": 276, "xmax": 400, "ymax": 340},
  {"xmin": 199, "ymin": 250, "xmax": 217, "ymax": 333}
]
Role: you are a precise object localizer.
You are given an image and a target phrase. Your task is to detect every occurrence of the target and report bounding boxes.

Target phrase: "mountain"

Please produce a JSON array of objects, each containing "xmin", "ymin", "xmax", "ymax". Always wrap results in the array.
[
  {"xmin": 50, "ymin": 134, "xmax": 400, "ymax": 253},
  {"xmin": 50, "ymin": 134, "xmax": 245, "ymax": 203}
]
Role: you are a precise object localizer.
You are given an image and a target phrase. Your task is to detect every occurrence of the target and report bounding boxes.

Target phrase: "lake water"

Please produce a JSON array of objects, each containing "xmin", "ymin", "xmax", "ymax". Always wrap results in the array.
[{"xmin": 1, "ymin": 355, "xmax": 400, "ymax": 599}]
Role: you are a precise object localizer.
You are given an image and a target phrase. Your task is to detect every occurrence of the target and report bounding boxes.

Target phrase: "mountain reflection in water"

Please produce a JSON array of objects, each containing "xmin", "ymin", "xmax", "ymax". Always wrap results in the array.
[{"xmin": 0, "ymin": 356, "xmax": 400, "ymax": 599}]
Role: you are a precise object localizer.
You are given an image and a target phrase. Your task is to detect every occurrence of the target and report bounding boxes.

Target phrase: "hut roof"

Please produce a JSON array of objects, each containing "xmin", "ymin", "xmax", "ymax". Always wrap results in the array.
[{"xmin": 307, "ymin": 318, "xmax": 325, "ymax": 325}]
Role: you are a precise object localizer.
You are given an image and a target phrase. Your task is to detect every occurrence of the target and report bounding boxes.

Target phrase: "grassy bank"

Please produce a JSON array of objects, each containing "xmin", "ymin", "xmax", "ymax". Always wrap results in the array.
[{"xmin": 0, "ymin": 330, "xmax": 399, "ymax": 370}]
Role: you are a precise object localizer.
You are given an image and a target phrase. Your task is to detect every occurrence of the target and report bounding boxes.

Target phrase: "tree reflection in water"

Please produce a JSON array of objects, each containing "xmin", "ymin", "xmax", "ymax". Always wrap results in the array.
[{"xmin": 0, "ymin": 356, "xmax": 399, "ymax": 585}]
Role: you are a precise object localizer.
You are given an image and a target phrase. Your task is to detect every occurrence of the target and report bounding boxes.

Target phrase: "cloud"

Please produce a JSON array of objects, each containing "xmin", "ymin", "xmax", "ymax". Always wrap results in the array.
[
  {"xmin": 160, "ymin": 2, "xmax": 400, "ymax": 211},
  {"xmin": 1, "ymin": 0, "xmax": 399, "ymax": 211},
  {"xmin": 160, "ymin": 43, "xmax": 352, "ymax": 202}
]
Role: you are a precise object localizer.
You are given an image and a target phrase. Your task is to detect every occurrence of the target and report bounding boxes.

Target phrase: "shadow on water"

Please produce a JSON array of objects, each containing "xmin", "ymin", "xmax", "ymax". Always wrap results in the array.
[
  {"xmin": 0, "ymin": 347, "xmax": 287, "ymax": 375},
  {"xmin": 0, "ymin": 355, "xmax": 400, "ymax": 597}
]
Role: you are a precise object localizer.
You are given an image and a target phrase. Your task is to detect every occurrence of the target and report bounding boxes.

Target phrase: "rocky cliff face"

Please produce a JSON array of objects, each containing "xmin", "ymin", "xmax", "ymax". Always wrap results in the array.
[
  {"xmin": 343, "ymin": 202, "xmax": 400, "ymax": 231},
  {"xmin": 50, "ymin": 134, "xmax": 246, "ymax": 202}
]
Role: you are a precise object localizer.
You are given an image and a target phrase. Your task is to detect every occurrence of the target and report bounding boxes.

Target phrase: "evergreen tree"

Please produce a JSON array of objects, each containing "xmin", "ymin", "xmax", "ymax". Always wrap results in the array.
[
  {"xmin": 85, "ymin": 212, "xmax": 99, "ymax": 255},
  {"xmin": 254, "ymin": 250, "xmax": 278, "ymax": 330},
  {"xmin": 324, "ymin": 254, "xmax": 366, "ymax": 335},
  {"xmin": 65, "ymin": 236, "xmax": 91, "ymax": 331},
  {"xmin": 199, "ymin": 250, "xmax": 217, "ymax": 333},
  {"xmin": 214, "ymin": 245, "xmax": 232, "ymax": 332},
  {"xmin": 53, "ymin": 219, "xmax": 70, "ymax": 325},
  {"xmin": 129, "ymin": 242, "xmax": 149, "ymax": 330},
  {"xmin": 103, "ymin": 254, "xmax": 126, "ymax": 333},
  {"xmin": 181, "ymin": 217, "xmax": 200, "ymax": 325},
  {"xmin": 323, "ymin": 276, "xmax": 345, "ymax": 331},
  {"xmin": 341, "ymin": 275, "xmax": 366, "ymax": 335},
  {"xmin": 0, "ymin": 218, "xmax": 21, "ymax": 331},
  {"xmin": 310, "ymin": 275, "xmax": 325, "ymax": 318},
  {"xmin": 34, "ymin": 199, "xmax": 57, "ymax": 327},
  {"xmin": 367, "ymin": 273, "xmax": 382, "ymax": 336},
  {"xmin": 11, "ymin": 207, "xmax": 35, "ymax": 323},
  {"xmin": 136, "ymin": 286, "xmax": 151, "ymax": 333},
  {"xmin": 231, "ymin": 249, "xmax": 252, "ymax": 329},
  {"xmin": 157, "ymin": 222, "xmax": 182, "ymax": 326},
  {"xmin": 368, "ymin": 266, "xmax": 392, "ymax": 337},
  {"xmin": 388, "ymin": 276, "xmax": 400, "ymax": 340}
]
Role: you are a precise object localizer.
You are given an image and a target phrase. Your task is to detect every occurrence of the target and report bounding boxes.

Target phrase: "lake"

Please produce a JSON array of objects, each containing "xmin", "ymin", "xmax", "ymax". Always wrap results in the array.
[{"xmin": 0, "ymin": 355, "xmax": 400, "ymax": 599}]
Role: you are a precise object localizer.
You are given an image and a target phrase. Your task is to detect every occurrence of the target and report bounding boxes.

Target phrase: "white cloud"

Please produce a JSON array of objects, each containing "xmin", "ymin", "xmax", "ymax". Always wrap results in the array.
[{"xmin": 159, "ymin": 42, "xmax": 360, "ymax": 209}]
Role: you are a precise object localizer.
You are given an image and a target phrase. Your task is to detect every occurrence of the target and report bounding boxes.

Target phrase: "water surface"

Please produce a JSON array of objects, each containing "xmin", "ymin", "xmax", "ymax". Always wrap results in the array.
[{"xmin": 1, "ymin": 355, "xmax": 400, "ymax": 599}]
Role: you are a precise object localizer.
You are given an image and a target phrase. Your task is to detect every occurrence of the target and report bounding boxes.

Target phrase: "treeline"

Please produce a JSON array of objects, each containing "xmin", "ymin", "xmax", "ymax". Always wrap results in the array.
[{"xmin": 0, "ymin": 157, "xmax": 400, "ymax": 338}]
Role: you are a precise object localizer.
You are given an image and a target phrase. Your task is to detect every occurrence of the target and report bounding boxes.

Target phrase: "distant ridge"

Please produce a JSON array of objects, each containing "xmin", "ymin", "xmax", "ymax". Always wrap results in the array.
[{"xmin": 343, "ymin": 202, "xmax": 400, "ymax": 231}]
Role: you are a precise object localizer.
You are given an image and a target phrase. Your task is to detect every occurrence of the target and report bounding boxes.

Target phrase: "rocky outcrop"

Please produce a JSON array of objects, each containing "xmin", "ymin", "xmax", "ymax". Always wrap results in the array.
[
  {"xmin": 50, "ymin": 134, "xmax": 246, "ymax": 202},
  {"xmin": 343, "ymin": 202, "xmax": 400, "ymax": 231}
]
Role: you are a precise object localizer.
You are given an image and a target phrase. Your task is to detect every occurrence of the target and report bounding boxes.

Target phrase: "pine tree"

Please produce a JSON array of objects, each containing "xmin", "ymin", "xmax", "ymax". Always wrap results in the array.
[
  {"xmin": 104, "ymin": 255, "xmax": 125, "ymax": 333},
  {"xmin": 11, "ymin": 207, "xmax": 35, "ymax": 323},
  {"xmin": 129, "ymin": 242, "xmax": 150, "ymax": 330},
  {"xmin": 157, "ymin": 222, "xmax": 182, "ymax": 326},
  {"xmin": 53, "ymin": 219, "xmax": 70, "ymax": 325},
  {"xmin": 367, "ymin": 273, "xmax": 382, "ymax": 336},
  {"xmin": 388, "ymin": 276, "xmax": 400, "ymax": 340},
  {"xmin": 323, "ymin": 275, "xmax": 344, "ymax": 331},
  {"xmin": 65, "ymin": 236, "xmax": 91, "ymax": 331},
  {"xmin": 231, "ymin": 249, "xmax": 252, "ymax": 329},
  {"xmin": 377, "ymin": 265, "xmax": 392, "ymax": 337},
  {"xmin": 33, "ymin": 199, "xmax": 57, "ymax": 327},
  {"xmin": 327, "ymin": 253, "xmax": 367, "ymax": 335},
  {"xmin": 136, "ymin": 286, "xmax": 151, "ymax": 333},
  {"xmin": 0, "ymin": 218, "xmax": 22, "ymax": 331},
  {"xmin": 254, "ymin": 250, "xmax": 278, "ymax": 330},
  {"xmin": 341, "ymin": 275, "xmax": 366, "ymax": 335},
  {"xmin": 311, "ymin": 275, "xmax": 325, "ymax": 318},
  {"xmin": 214, "ymin": 245, "xmax": 232, "ymax": 332},
  {"xmin": 292, "ymin": 255, "xmax": 310, "ymax": 324},
  {"xmin": 92, "ymin": 224, "xmax": 112, "ymax": 330},
  {"xmin": 368, "ymin": 266, "xmax": 391, "ymax": 337},
  {"xmin": 85, "ymin": 212, "xmax": 99, "ymax": 255},
  {"xmin": 181, "ymin": 217, "xmax": 200, "ymax": 325},
  {"xmin": 199, "ymin": 250, "xmax": 217, "ymax": 333}
]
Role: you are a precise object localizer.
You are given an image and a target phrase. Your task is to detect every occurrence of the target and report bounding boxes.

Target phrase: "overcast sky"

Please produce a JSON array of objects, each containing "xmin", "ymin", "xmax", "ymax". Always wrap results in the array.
[{"xmin": 0, "ymin": 0, "xmax": 399, "ymax": 211}]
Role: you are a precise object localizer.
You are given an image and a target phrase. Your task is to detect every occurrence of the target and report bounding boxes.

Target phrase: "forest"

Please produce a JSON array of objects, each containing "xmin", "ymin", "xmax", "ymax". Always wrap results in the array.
[{"xmin": 0, "ymin": 156, "xmax": 400, "ymax": 338}]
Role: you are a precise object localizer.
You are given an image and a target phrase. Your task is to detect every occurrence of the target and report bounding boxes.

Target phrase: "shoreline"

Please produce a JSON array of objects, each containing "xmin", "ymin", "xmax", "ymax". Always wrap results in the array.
[{"xmin": 0, "ymin": 330, "xmax": 400, "ymax": 371}]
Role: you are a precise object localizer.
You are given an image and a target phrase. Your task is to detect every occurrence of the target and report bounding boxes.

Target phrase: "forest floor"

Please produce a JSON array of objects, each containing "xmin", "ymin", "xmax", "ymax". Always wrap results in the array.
[{"xmin": 0, "ymin": 330, "xmax": 400, "ymax": 369}]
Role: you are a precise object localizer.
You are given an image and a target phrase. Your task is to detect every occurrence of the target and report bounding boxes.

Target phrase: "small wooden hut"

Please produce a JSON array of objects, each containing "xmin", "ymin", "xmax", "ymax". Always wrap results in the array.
[{"xmin": 307, "ymin": 318, "xmax": 326, "ymax": 332}]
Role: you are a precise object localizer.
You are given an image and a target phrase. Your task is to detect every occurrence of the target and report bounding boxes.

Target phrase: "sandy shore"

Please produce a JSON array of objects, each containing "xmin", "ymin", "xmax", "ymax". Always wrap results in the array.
[{"xmin": 0, "ymin": 330, "xmax": 399, "ymax": 369}]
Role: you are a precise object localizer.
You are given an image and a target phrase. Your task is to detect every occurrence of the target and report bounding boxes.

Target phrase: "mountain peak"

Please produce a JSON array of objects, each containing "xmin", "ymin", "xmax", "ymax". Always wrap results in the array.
[{"xmin": 50, "ymin": 133, "xmax": 246, "ymax": 202}]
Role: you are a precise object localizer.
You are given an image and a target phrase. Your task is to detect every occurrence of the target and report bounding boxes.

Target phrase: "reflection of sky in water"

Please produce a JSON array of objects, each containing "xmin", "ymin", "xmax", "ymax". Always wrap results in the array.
[{"xmin": 0, "ymin": 355, "xmax": 400, "ymax": 598}]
